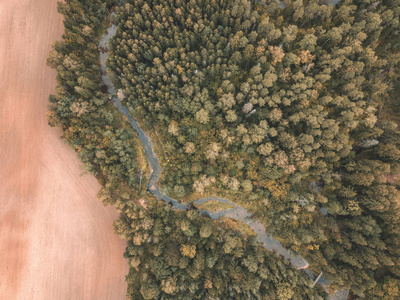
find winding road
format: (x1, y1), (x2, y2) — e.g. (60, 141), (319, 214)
(99, 9), (349, 300)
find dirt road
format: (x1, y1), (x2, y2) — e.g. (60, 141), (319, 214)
(0, 1), (128, 299)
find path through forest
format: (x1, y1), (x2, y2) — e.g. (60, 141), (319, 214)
(100, 11), (348, 300)
(0, 1), (128, 299)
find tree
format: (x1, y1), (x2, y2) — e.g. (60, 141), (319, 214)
(181, 244), (196, 258)
(242, 102), (253, 114)
(225, 110), (238, 122)
(161, 277), (177, 294)
(168, 121), (179, 136)
(184, 142), (195, 154)
(200, 223), (213, 238)
(140, 282), (161, 299)
(276, 283), (294, 299)
(195, 108), (209, 124)
(241, 179), (253, 192)
(257, 143), (274, 156)
(174, 185), (186, 197)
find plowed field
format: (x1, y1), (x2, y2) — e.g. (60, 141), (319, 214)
(0, 1), (128, 299)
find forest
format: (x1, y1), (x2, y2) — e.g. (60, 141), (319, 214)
(48, 0), (400, 298)
(116, 200), (326, 299)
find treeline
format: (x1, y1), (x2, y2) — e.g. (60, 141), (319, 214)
(107, 0), (400, 297)
(115, 199), (326, 299)
(47, 0), (144, 200)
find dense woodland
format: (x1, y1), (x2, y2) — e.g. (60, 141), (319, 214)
(48, 0), (400, 298)
(106, 0), (400, 297)
(116, 200), (326, 299)
(47, 0), (330, 299)
(47, 0), (143, 191)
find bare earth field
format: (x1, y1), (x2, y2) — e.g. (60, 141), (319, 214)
(0, 1), (128, 299)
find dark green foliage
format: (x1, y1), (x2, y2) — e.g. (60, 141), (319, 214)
(109, 0), (384, 197)
(107, 0), (400, 297)
(114, 201), (326, 299)
(48, 0), (400, 298)
(47, 0), (142, 188)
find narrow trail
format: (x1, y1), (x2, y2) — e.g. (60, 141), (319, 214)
(99, 10), (349, 300)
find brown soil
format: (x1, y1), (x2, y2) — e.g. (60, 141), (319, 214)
(0, 1), (128, 299)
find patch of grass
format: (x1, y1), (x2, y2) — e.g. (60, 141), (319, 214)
(220, 217), (257, 238)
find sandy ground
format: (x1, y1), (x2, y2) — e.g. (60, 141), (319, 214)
(0, 0), (128, 299)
